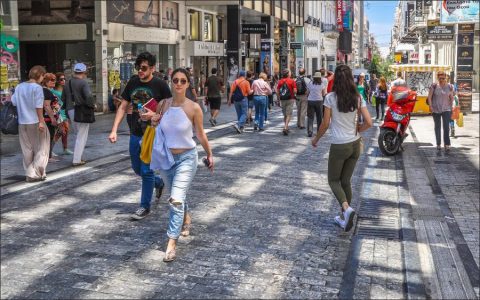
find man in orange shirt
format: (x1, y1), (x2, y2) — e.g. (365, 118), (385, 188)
(228, 70), (252, 133)
(276, 69), (297, 135)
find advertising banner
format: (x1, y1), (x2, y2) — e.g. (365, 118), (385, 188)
(456, 24), (474, 112)
(457, 71), (473, 112)
(162, 1), (179, 29)
(134, 0), (159, 27)
(440, 0), (480, 24)
(407, 3), (414, 28)
(260, 40), (273, 76)
(342, 0), (353, 32)
(336, 0), (344, 32)
(427, 20), (454, 40)
(107, 0), (134, 25)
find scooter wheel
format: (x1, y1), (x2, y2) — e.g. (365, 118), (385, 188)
(378, 128), (401, 156)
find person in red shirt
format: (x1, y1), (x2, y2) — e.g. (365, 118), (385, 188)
(276, 69), (297, 135)
(326, 71), (334, 93)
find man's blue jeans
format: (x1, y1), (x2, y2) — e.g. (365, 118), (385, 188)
(129, 134), (163, 209)
(234, 98), (248, 128)
(254, 95), (267, 129)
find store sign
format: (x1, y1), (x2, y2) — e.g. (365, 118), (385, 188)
(406, 3), (414, 28)
(424, 0), (433, 6)
(427, 20), (454, 40)
(19, 24), (87, 41)
(290, 42), (303, 50)
(241, 24), (267, 34)
(410, 52), (419, 61)
(440, 0), (480, 24)
(304, 40), (318, 48)
(456, 23), (474, 112)
(336, 0), (343, 32)
(415, 0), (424, 17)
(249, 49), (260, 58)
(457, 71), (473, 112)
(123, 26), (176, 44)
(191, 41), (224, 56)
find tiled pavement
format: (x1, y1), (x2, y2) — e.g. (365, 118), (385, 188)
(1, 103), (478, 299)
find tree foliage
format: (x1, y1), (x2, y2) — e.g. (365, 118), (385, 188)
(368, 54), (394, 80)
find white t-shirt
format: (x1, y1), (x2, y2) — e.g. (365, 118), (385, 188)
(11, 82), (44, 125)
(324, 92), (366, 145)
(307, 78), (328, 101)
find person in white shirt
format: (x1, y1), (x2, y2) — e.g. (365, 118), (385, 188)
(306, 70), (328, 137)
(11, 65), (50, 182)
(251, 72), (273, 131)
(311, 65), (372, 232)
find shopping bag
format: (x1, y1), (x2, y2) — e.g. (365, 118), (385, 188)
(371, 95), (376, 106)
(451, 106), (460, 120)
(456, 112), (464, 127)
(139, 125), (155, 164)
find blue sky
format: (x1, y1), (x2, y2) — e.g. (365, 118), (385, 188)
(365, 1), (398, 57)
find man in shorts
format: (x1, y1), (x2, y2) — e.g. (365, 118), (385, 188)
(204, 68), (225, 126)
(276, 69), (297, 135)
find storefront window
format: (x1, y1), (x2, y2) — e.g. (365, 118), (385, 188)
(204, 14), (213, 42)
(189, 11), (200, 41)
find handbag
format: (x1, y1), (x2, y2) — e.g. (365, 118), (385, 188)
(139, 125), (156, 164)
(70, 80), (95, 123)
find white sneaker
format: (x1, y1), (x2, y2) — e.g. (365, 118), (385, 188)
(343, 207), (356, 232)
(52, 152), (59, 157)
(334, 216), (346, 229)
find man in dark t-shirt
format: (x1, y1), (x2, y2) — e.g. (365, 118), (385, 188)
(108, 52), (171, 221)
(204, 67), (225, 126)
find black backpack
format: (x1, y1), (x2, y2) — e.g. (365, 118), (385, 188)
(232, 80), (246, 102)
(0, 101), (19, 135)
(295, 77), (307, 95)
(279, 82), (292, 100)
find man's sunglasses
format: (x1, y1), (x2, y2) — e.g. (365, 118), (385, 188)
(135, 65), (151, 72)
(172, 78), (188, 85)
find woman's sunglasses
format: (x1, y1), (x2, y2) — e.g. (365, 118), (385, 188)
(172, 78), (188, 85)
(135, 65), (150, 72)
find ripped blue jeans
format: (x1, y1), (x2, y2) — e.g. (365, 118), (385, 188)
(158, 148), (198, 239)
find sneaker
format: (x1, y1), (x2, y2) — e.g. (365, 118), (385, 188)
(131, 207), (150, 220)
(254, 124), (258, 131)
(52, 152), (59, 157)
(343, 207), (356, 232)
(233, 124), (241, 133)
(209, 118), (215, 127)
(49, 157), (60, 163)
(258, 128), (265, 132)
(334, 216), (346, 229)
(63, 149), (74, 155)
(72, 160), (86, 166)
(308, 132), (313, 137)
(239, 126), (244, 133)
(155, 185), (164, 200)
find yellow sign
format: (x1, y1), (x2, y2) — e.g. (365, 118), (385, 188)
(394, 53), (402, 63)
(108, 70), (121, 89)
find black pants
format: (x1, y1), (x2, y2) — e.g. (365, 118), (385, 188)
(375, 97), (386, 119)
(433, 111), (451, 146)
(307, 101), (323, 134)
(46, 122), (56, 158)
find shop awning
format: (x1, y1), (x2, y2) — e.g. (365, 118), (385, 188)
(388, 64), (452, 72)
(395, 43), (416, 52)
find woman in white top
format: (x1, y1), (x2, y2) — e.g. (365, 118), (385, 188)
(142, 68), (213, 262)
(306, 71), (327, 137)
(11, 65), (50, 182)
(311, 65), (372, 232)
(251, 72), (272, 131)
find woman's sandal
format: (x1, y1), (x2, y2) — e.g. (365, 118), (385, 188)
(163, 249), (176, 262)
(181, 223), (191, 237)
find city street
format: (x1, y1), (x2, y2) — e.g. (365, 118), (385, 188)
(1, 105), (478, 299)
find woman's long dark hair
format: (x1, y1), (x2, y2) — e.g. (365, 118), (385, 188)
(332, 65), (359, 113)
(313, 77), (322, 85)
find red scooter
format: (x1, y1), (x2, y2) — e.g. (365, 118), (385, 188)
(378, 88), (417, 156)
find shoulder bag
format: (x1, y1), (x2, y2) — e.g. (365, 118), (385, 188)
(71, 80), (95, 123)
(356, 97), (365, 154)
(150, 99), (175, 171)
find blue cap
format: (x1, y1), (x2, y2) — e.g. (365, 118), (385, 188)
(239, 70), (246, 77)
(73, 63), (87, 73)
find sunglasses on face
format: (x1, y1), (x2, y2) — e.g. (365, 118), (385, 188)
(135, 65), (150, 72)
(59, 78), (65, 81)
(172, 78), (188, 85)
(439, 77), (446, 80)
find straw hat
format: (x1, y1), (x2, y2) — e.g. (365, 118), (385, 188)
(313, 72), (322, 78)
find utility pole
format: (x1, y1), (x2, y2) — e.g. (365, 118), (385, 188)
(359, 0), (364, 69)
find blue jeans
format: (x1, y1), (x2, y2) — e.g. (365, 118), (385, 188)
(158, 148), (198, 239)
(432, 111), (451, 146)
(234, 98), (248, 128)
(129, 135), (164, 209)
(254, 95), (267, 129)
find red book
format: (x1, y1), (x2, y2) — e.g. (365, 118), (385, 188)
(143, 98), (158, 112)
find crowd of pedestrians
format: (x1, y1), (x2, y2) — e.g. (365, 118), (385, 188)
(10, 49), (464, 263)
(11, 63), (94, 181)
